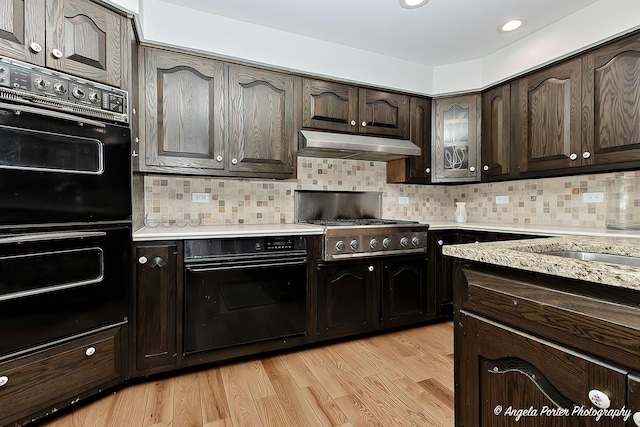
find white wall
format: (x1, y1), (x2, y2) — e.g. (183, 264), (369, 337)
(109, 0), (640, 96)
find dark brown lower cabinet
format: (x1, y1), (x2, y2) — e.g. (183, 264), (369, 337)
(457, 313), (628, 426)
(134, 242), (179, 375)
(316, 255), (429, 341)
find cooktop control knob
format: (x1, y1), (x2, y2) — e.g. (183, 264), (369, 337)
(370, 238), (379, 249)
(350, 240), (359, 250)
(382, 238), (391, 248)
(53, 82), (67, 94)
(335, 241), (346, 252)
(88, 91), (101, 103)
(34, 78), (49, 90)
(412, 236), (420, 246)
(72, 87), (85, 99)
(400, 237), (409, 247)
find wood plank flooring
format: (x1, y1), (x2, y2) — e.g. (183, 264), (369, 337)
(41, 322), (454, 427)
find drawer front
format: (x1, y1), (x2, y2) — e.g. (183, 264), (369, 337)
(0, 325), (123, 426)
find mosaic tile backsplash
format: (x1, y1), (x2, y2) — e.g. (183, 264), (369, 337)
(143, 157), (640, 228)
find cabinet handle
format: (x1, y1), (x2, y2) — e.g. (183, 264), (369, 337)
(633, 412), (640, 426)
(425, 168), (431, 174)
(469, 166), (476, 172)
(216, 155), (223, 162)
(588, 389), (610, 409)
(29, 42), (42, 53)
(138, 256), (148, 264)
(437, 240), (444, 246)
(569, 153), (578, 161)
(0, 376), (7, 387)
(361, 121), (367, 127)
(368, 265), (374, 272)
(85, 347), (96, 357)
(231, 158), (238, 165)
(50, 48), (63, 59)
(582, 151), (591, 159)
(350, 120), (356, 126)
(483, 165), (489, 171)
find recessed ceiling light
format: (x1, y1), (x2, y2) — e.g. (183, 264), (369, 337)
(399, 0), (429, 9)
(498, 18), (527, 33)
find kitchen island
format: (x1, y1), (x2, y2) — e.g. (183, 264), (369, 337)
(444, 235), (640, 426)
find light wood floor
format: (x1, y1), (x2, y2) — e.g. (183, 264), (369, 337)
(42, 322), (454, 427)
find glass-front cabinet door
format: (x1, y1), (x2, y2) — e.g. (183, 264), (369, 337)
(432, 94), (481, 182)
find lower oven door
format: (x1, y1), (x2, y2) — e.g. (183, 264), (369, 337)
(0, 225), (131, 357)
(184, 256), (307, 354)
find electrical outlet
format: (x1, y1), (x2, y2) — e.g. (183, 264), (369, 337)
(496, 195), (509, 204)
(583, 192), (604, 203)
(399, 197), (409, 205)
(191, 192), (210, 203)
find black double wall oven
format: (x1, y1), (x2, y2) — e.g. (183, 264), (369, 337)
(0, 57), (131, 358)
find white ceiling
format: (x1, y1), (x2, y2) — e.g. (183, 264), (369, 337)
(159, 0), (599, 66)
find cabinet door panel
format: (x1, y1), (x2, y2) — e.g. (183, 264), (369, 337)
(46, 0), (123, 86)
(135, 244), (178, 374)
(302, 79), (358, 133)
(142, 48), (225, 171)
(359, 89), (408, 137)
(0, 0), (45, 65)
(228, 66), (295, 174)
(584, 35), (640, 166)
(382, 257), (428, 327)
(482, 84), (511, 180)
(517, 59), (582, 173)
(458, 313), (628, 427)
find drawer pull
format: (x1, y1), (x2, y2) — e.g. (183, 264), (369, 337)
(85, 347), (96, 357)
(588, 389), (610, 409)
(0, 376), (7, 387)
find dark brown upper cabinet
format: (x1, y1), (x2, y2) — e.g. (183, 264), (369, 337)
(140, 47), (226, 173)
(481, 84), (513, 180)
(582, 34), (640, 168)
(302, 79), (409, 138)
(515, 58), (583, 174)
(228, 65), (298, 175)
(387, 96), (432, 183)
(0, 0), (126, 87)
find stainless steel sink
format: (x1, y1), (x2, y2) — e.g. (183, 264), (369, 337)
(541, 251), (640, 267)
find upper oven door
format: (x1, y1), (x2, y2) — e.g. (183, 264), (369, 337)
(0, 102), (131, 226)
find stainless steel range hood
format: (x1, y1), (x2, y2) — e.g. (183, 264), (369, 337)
(298, 130), (421, 161)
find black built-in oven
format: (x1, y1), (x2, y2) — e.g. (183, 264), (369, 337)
(183, 236), (307, 355)
(0, 56), (131, 357)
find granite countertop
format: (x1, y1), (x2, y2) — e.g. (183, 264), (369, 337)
(443, 235), (640, 291)
(133, 223), (325, 241)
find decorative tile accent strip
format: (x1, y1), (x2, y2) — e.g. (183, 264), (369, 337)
(143, 157), (640, 228)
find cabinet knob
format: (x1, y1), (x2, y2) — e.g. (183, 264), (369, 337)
(138, 256), (148, 264)
(569, 153), (578, 161)
(350, 120), (356, 126)
(361, 121), (367, 127)
(469, 166), (476, 172)
(0, 376), (7, 387)
(437, 239), (444, 246)
(51, 48), (63, 59)
(588, 389), (610, 409)
(85, 347), (96, 357)
(29, 42), (42, 53)
(216, 155), (223, 162)
(483, 165), (489, 171)
(633, 412), (640, 426)
(231, 158), (238, 165)
(368, 265), (374, 272)
(425, 168), (431, 173)
(582, 151), (591, 159)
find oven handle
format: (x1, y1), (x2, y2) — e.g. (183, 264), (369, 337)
(0, 231), (107, 245)
(186, 258), (307, 273)
(0, 101), (107, 128)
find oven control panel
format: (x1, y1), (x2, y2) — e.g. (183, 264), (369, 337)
(0, 56), (128, 123)
(185, 236), (307, 260)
